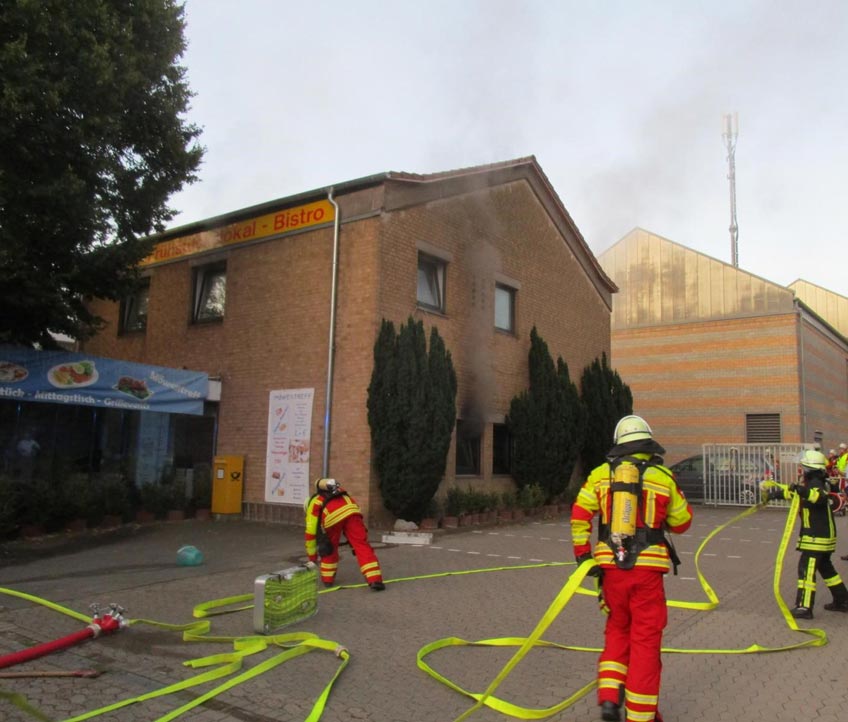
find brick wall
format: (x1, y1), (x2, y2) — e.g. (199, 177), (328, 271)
(612, 313), (803, 464)
(85, 177), (612, 527)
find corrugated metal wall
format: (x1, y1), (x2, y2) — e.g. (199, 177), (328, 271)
(790, 279), (848, 339)
(602, 229), (796, 330)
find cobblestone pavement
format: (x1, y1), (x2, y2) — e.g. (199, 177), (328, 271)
(2, 506), (848, 722)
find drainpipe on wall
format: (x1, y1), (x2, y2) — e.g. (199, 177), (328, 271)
(322, 189), (341, 478)
(797, 303), (807, 442)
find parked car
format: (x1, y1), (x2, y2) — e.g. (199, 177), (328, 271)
(668, 455), (706, 502)
(669, 450), (780, 504)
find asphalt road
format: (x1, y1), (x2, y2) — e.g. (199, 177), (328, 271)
(1, 506), (848, 722)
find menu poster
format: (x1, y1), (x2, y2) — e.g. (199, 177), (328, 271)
(265, 388), (314, 506)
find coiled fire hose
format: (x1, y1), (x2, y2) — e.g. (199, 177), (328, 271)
(0, 495), (825, 722)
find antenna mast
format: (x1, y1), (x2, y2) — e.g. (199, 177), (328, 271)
(722, 113), (739, 267)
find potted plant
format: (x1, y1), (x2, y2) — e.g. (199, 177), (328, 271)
(190, 467), (212, 520)
(442, 487), (464, 528)
(138, 482), (170, 521)
(499, 490), (517, 522)
(0, 475), (22, 540)
(18, 477), (61, 537)
(165, 478), (187, 521)
(61, 473), (92, 532)
(419, 497), (441, 530)
(95, 474), (130, 528)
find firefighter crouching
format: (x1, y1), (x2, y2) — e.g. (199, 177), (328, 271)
(304, 478), (385, 591)
(571, 415), (693, 722)
(762, 449), (848, 617)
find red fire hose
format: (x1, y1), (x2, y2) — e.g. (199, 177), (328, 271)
(0, 603), (126, 670)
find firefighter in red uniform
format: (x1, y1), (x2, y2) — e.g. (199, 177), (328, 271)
(571, 415), (692, 722)
(763, 449), (848, 615)
(304, 478), (385, 591)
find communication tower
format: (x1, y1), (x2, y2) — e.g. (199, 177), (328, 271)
(722, 113), (739, 267)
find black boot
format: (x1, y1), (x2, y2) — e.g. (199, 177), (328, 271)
(791, 606), (813, 619)
(600, 700), (621, 721)
(823, 599), (848, 612)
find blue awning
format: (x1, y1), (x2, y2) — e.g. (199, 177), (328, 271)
(0, 345), (208, 415)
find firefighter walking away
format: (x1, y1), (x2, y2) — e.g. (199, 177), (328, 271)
(304, 478), (385, 591)
(571, 415), (693, 722)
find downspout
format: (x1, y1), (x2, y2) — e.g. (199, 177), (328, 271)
(322, 189), (341, 477)
(797, 303), (807, 442)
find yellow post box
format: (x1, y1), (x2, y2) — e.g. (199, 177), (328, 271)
(212, 455), (244, 514)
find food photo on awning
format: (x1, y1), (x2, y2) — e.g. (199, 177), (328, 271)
(0, 345), (208, 415)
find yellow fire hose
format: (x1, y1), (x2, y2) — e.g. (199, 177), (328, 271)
(0, 495), (827, 722)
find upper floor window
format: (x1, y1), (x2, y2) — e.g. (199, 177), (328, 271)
(417, 253), (446, 313)
(119, 279), (150, 334)
(494, 283), (515, 333)
(193, 261), (227, 322)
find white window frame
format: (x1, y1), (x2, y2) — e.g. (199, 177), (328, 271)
(494, 283), (516, 333)
(193, 261), (227, 322)
(417, 253), (446, 313)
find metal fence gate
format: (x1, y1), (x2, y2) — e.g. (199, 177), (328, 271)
(701, 443), (812, 506)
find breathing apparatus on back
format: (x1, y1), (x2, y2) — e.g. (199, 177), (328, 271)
(609, 460), (641, 564)
(603, 415), (680, 572)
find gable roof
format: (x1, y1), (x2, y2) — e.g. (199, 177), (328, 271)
(789, 278), (848, 338)
(153, 156), (617, 302)
(599, 228), (795, 329)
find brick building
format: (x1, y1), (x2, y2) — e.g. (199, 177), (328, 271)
(599, 228), (848, 465)
(82, 157), (615, 526)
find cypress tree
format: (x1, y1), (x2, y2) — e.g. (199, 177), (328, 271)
(367, 317), (456, 521)
(579, 353), (633, 470)
(507, 327), (584, 502)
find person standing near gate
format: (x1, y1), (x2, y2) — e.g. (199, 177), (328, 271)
(304, 478), (385, 591)
(763, 449), (848, 616)
(571, 415), (693, 722)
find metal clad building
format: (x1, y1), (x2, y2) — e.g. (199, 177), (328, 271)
(599, 228), (848, 465)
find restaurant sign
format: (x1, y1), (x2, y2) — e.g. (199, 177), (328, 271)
(141, 199), (335, 266)
(0, 345), (208, 415)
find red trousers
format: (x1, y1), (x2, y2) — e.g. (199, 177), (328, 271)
(597, 567), (667, 722)
(320, 514), (383, 585)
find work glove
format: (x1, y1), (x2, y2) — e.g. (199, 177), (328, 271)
(304, 560), (317, 571)
(576, 552), (602, 578)
(760, 481), (786, 502)
(318, 538), (334, 558)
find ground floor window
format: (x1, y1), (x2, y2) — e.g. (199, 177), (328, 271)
(455, 419), (481, 476)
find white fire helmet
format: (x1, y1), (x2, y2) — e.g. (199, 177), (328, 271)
(613, 415), (653, 445)
(799, 449), (828, 471)
(316, 478), (341, 494)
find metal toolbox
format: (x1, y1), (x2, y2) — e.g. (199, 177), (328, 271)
(253, 564), (319, 634)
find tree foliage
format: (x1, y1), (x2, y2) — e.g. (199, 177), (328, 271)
(0, 0), (203, 347)
(367, 317), (457, 521)
(579, 352), (633, 470)
(507, 327), (584, 502)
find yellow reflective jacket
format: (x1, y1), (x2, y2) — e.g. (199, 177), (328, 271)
(571, 453), (693, 573)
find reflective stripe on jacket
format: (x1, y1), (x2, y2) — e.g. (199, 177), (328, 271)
(304, 492), (363, 558)
(571, 453), (693, 573)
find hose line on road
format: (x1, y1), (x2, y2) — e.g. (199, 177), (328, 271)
(0, 498), (825, 722)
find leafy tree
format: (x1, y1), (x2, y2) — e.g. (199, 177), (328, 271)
(579, 353), (633, 470)
(507, 327), (584, 502)
(367, 317), (457, 521)
(0, 0), (203, 347)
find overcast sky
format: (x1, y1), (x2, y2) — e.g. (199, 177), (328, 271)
(168, 0), (848, 296)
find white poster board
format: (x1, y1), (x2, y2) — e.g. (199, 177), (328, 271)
(265, 388), (314, 506)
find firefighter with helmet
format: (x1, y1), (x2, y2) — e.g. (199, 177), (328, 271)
(304, 478), (385, 591)
(571, 415), (692, 722)
(763, 449), (848, 616)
